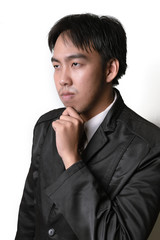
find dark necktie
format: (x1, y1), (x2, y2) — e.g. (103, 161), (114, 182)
(78, 131), (87, 155)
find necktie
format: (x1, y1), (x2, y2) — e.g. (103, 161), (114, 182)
(78, 131), (87, 155)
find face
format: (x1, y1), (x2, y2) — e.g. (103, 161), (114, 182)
(52, 34), (112, 120)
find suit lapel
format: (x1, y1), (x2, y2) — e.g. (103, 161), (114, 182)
(81, 89), (127, 190)
(82, 126), (109, 163)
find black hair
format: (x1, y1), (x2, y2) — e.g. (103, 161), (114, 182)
(48, 13), (127, 85)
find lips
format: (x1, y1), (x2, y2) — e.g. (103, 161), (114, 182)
(60, 92), (75, 101)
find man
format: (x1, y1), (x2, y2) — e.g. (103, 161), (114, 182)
(15, 14), (160, 240)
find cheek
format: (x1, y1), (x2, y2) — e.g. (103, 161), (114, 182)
(76, 71), (103, 94)
(54, 74), (60, 91)
(72, 69), (93, 87)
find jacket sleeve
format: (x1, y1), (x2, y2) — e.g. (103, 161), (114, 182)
(45, 144), (160, 240)
(15, 122), (48, 240)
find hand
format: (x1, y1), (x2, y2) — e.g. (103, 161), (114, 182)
(52, 107), (85, 169)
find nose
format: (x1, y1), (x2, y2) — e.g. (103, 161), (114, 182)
(59, 68), (72, 86)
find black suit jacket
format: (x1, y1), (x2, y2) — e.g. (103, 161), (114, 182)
(15, 90), (160, 240)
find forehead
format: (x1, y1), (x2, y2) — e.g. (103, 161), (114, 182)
(53, 33), (100, 61)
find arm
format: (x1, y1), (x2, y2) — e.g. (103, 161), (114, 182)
(15, 163), (36, 240)
(15, 121), (48, 240)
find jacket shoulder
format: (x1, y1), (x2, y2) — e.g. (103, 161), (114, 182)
(120, 106), (160, 145)
(36, 108), (65, 125)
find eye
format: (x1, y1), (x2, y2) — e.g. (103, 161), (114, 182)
(72, 62), (80, 67)
(53, 64), (60, 69)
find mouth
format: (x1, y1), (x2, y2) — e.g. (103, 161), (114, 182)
(60, 92), (75, 101)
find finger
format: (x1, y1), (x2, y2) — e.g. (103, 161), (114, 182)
(52, 119), (72, 131)
(60, 115), (82, 126)
(52, 120), (59, 131)
(62, 107), (84, 123)
(62, 107), (79, 117)
(52, 120), (65, 131)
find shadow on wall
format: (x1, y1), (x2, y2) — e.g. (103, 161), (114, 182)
(145, 66), (160, 239)
(143, 66), (160, 128)
(148, 214), (160, 240)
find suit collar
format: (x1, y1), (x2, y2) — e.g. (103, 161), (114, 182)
(82, 89), (125, 162)
(101, 88), (125, 132)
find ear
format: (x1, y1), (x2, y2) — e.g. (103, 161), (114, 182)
(106, 59), (119, 83)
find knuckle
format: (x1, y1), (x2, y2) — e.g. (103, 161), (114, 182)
(52, 121), (56, 126)
(74, 119), (79, 126)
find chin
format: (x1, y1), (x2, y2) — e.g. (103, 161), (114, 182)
(63, 103), (83, 114)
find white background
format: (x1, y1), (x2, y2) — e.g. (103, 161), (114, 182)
(0, 0), (160, 239)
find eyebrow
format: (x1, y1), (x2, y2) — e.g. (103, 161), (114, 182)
(51, 53), (88, 63)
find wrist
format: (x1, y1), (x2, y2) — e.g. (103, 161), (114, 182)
(62, 152), (81, 169)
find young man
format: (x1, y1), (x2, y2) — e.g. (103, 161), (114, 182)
(15, 14), (160, 240)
